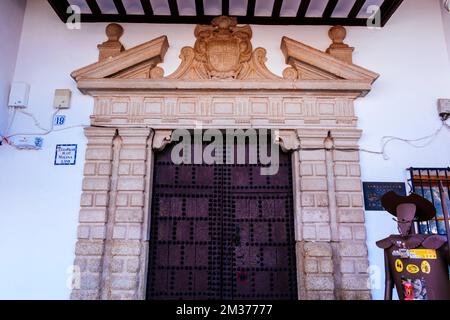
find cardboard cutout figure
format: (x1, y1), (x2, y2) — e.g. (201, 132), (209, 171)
(376, 192), (450, 300)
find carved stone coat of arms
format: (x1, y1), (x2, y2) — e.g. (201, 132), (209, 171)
(194, 16), (253, 79)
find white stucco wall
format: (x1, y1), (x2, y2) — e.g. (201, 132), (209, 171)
(0, 0), (449, 299)
(0, 0), (26, 142)
(441, 0), (450, 63)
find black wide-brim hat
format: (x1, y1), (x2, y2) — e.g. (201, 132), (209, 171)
(380, 192), (436, 221)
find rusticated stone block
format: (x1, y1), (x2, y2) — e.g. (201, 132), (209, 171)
(335, 179), (361, 192)
(302, 209), (330, 223)
(315, 193), (329, 207)
(338, 209), (365, 223)
(95, 194), (109, 206)
(301, 194), (315, 207)
(91, 226), (106, 239)
(336, 194), (350, 207)
(341, 290), (371, 300)
(303, 225), (317, 240)
(117, 177), (145, 191)
(83, 178), (110, 191)
(98, 163), (112, 175)
(314, 164), (327, 176)
(317, 225), (331, 241)
(111, 240), (141, 255)
(306, 275), (334, 291)
(341, 275), (370, 291)
(83, 163), (96, 176)
(80, 274), (101, 290)
(111, 275), (137, 290)
(301, 178), (328, 191)
(351, 194), (364, 207)
(319, 259), (334, 273)
(300, 163), (313, 176)
(75, 240), (104, 256)
(86, 148), (112, 161)
(113, 226), (127, 239)
(77, 225), (90, 239)
(111, 257), (124, 273)
(304, 258), (318, 273)
(127, 257), (140, 273)
(87, 258), (102, 273)
(130, 193), (144, 207)
(353, 226), (367, 240)
(119, 163), (130, 175)
(120, 149), (146, 161)
(79, 209), (106, 223)
(333, 164), (347, 176)
(115, 209), (143, 223)
(340, 259), (355, 273)
(348, 164), (361, 177)
(333, 150), (359, 162)
(339, 225), (353, 240)
(127, 224), (142, 240)
(132, 163), (146, 175)
(304, 242), (332, 257)
(340, 242), (368, 257)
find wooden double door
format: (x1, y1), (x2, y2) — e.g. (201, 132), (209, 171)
(146, 138), (298, 300)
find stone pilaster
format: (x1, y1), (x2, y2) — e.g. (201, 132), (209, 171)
(105, 128), (153, 300)
(332, 130), (371, 300)
(71, 127), (117, 300)
(296, 129), (335, 300)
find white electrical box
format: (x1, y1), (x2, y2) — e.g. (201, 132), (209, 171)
(53, 89), (72, 109)
(8, 82), (30, 108)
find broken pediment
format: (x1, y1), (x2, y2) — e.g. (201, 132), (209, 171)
(71, 18), (378, 97)
(71, 23), (169, 82)
(281, 26), (379, 82)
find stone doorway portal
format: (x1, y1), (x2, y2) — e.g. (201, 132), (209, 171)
(146, 136), (298, 299)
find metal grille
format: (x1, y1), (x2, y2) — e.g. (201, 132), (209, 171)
(408, 167), (450, 235)
(146, 136), (298, 300)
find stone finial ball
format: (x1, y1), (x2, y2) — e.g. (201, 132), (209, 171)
(106, 23), (124, 41)
(328, 25), (346, 44)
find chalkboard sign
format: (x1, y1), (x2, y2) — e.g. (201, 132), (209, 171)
(363, 182), (407, 211)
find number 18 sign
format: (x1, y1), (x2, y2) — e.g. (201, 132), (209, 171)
(54, 144), (77, 166)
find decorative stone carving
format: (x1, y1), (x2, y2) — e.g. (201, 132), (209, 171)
(326, 26), (355, 64)
(98, 23), (125, 62)
(168, 16), (280, 80)
(274, 129), (301, 152)
(70, 17), (380, 301)
(281, 32), (378, 86)
(72, 33), (169, 83)
(152, 129), (173, 151)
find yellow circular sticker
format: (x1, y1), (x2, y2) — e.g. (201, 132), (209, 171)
(421, 261), (431, 274)
(395, 259), (404, 272)
(406, 264), (419, 274)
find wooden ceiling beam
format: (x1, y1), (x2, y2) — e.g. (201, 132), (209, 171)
(168, 0), (179, 17)
(86, 0), (102, 15)
(323, 0), (339, 18)
(296, 0), (311, 18)
(247, 0), (256, 17)
(195, 0), (205, 16)
(380, 0), (404, 26)
(47, 0), (71, 22)
(348, 0), (366, 18)
(272, 0), (284, 18)
(222, 0), (229, 16)
(140, 0), (154, 16)
(113, 0), (127, 16)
